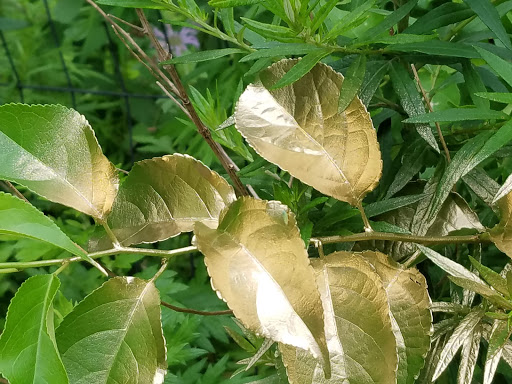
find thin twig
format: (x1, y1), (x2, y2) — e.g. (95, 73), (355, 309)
(312, 232), (490, 245)
(1, 181), (29, 203)
(156, 81), (191, 119)
(161, 300), (233, 316)
(411, 64), (451, 162)
(108, 13), (144, 32)
(135, 9), (250, 197)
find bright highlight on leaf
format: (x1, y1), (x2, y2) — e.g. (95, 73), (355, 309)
(490, 189), (512, 259)
(56, 276), (167, 384)
(0, 274), (68, 384)
(280, 251), (398, 384)
(234, 59), (382, 206)
(0, 104), (118, 219)
(107, 154), (236, 246)
(194, 197), (331, 375)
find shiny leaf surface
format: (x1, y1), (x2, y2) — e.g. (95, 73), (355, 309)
(361, 251), (432, 384)
(0, 104), (118, 219)
(433, 310), (484, 380)
(490, 190), (512, 258)
(56, 277), (166, 384)
(448, 276), (512, 310)
(457, 323), (481, 384)
(280, 251), (398, 384)
(234, 59), (382, 206)
(194, 197), (330, 373)
(0, 192), (85, 257)
(107, 154), (235, 246)
(0, 275), (68, 384)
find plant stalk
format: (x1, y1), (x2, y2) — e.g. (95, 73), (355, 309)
(312, 232), (490, 245)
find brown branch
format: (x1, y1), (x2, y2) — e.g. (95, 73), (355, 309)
(161, 300), (233, 316)
(1, 181), (29, 203)
(135, 9), (250, 197)
(411, 64), (451, 162)
(0, 377), (9, 383)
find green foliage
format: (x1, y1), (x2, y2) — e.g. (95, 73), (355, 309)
(2, 0), (512, 383)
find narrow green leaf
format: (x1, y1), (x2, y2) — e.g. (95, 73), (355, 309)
(56, 277), (166, 383)
(161, 48), (246, 64)
(361, 0), (419, 39)
(403, 108), (508, 123)
(95, 0), (165, 8)
(476, 92), (512, 104)
(310, 0), (338, 32)
(240, 17), (297, 40)
(507, 271), (512, 297)
(449, 276), (512, 310)
(385, 140), (429, 198)
(0, 275), (68, 384)
(0, 192), (85, 258)
(359, 60), (389, 106)
(418, 245), (485, 284)
(365, 193), (425, 218)
(269, 50), (331, 89)
(494, 173), (512, 204)
(324, 0), (376, 40)
(365, 34), (436, 45)
(338, 55), (366, 113)
(483, 320), (509, 384)
(462, 61), (490, 110)
(464, 0), (512, 51)
(0, 104), (118, 220)
(389, 62), (440, 152)
(458, 323), (481, 384)
(239, 44), (325, 62)
(476, 46), (512, 88)
(426, 120), (512, 225)
(469, 256), (509, 296)
(462, 168), (500, 209)
(209, 0), (263, 7)
(404, 3), (473, 35)
(433, 310), (484, 380)
(389, 41), (478, 58)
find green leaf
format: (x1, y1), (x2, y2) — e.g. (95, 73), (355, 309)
(365, 193), (425, 218)
(426, 120), (512, 225)
(310, 0), (339, 32)
(324, 0), (376, 40)
(403, 108), (508, 123)
(338, 55), (366, 113)
(359, 60), (389, 106)
(458, 323), (482, 384)
(194, 197), (331, 375)
(483, 320), (508, 384)
(476, 92), (512, 104)
(269, 50), (332, 89)
(95, 0), (165, 8)
(364, 34), (436, 45)
(475, 46), (512, 88)
(462, 168), (500, 208)
(161, 48), (246, 64)
(449, 276), (512, 310)
(404, 3), (473, 35)
(360, 0), (419, 39)
(418, 245), (485, 284)
(280, 252), (398, 384)
(433, 310), (484, 380)
(463, 0), (512, 51)
(389, 41), (478, 58)
(0, 275), (68, 384)
(209, 0), (263, 7)
(0, 192), (84, 257)
(389, 62), (439, 152)
(469, 256), (509, 296)
(56, 276), (166, 383)
(107, 154), (235, 247)
(240, 17), (298, 41)
(493, 173), (512, 204)
(0, 104), (118, 220)
(361, 252), (432, 384)
(462, 61), (490, 110)
(239, 43), (325, 62)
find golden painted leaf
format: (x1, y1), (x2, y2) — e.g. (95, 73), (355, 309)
(0, 104), (118, 219)
(280, 251), (397, 384)
(361, 251), (432, 384)
(108, 154), (235, 246)
(234, 59), (382, 206)
(194, 197), (330, 375)
(490, 191), (512, 258)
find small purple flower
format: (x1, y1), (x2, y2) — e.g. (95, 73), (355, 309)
(153, 24), (200, 56)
